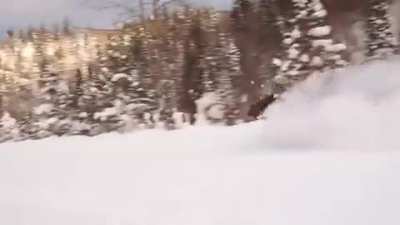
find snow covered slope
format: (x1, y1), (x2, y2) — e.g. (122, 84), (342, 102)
(2, 59), (400, 225)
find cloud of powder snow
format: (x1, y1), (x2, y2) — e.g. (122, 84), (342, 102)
(258, 57), (400, 150)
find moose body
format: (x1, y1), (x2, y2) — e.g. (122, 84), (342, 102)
(248, 94), (278, 120)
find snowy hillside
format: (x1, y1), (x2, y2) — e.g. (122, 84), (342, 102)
(2, 59), (400, 225)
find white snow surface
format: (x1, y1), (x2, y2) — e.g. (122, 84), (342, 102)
(2, 59), (400, 224)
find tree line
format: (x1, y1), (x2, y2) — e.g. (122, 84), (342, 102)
(0, 0), (398, 143)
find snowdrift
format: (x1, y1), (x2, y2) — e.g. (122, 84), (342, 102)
(1, 59), (400, 225)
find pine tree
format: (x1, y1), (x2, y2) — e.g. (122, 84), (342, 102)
(271, 0), (348, 92)
(232, 0), (254, 31)
(179, 9), (206, 125)
(365, 0), (397, 59)
(104, 26), (158, 129)
(130, 26), (158, 126)
(233, 0), (269, 122)
(154, 15), (193, 129)
(198, 31), (230, 124)
(93, 32), (136, 132)
(306, 0), (348, 71)
(84, 72), (119, 135)
(120, 68), (156, 129)
(204, 32), (242, 125)
(272, 0), (312, 88)
(224, 37), (243, 125)
(70, 69), (83, 109)
(33, 72), (71, 138)
(31, 29), (47, 79)
(258, 0), (282, 37)
(27, 31), (54, 139)
(198, 9), (220, 94)
(75, 77), (100, 135)
(68, 69), (92, 136)
(17, 113), (34, 141)
(100, 33), (135, 74)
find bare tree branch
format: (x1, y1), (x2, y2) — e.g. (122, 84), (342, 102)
(83, 0), (188, 23)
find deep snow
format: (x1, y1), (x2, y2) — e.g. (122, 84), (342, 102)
(2, 58), (400, 225)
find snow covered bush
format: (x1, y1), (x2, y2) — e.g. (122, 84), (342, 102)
(0, 112), (20, 142)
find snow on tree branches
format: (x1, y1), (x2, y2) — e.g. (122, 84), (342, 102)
(271, 0), (348, 91)
(366, 0), (398, 59)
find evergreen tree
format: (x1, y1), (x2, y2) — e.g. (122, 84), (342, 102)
(82, 72), (118, 135)
(258, 0), (282, 40)
(365, 0), (397, 59)
(17, 113), (35, 141)
(224, 37), (243, 125)
(75, 77), (100, 135)
(179, 9), (206, 125)
(306, 0), (348, 71)
(232, 0), (254, 31)
(99, 26), (158, 130)
(202, 32), (242, 125)
(272, 0), (311, 89)
(93, 32), (136, 133)
(198, 9), (221, 95)
(232, 0), (266, 122)
(271, 0), (348, 92)
(33, 72), (71, 138)
(68, 69), (92, 136)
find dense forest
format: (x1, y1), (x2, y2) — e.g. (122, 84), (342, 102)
(0, 0), (398, 142)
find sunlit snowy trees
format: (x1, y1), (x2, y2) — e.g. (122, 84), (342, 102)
(31, 72), (72, 138)
(2, 0), (400, 143)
